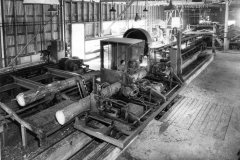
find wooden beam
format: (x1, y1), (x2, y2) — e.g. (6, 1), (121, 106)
(63, 0), (66, 49)
(1, 0), (7, 66)
(99, 2), (103, 36)
(23, 5), (28, 55)
(57, 5), (60, 41)
(70, 0), (73, 50)
(50, 11), (54, 40)
(0, 0), (4, 67)
(126, 2), (129, 30)
(92, 2), (95, 21)
(21, 125), (27, 147)
(60, 0), (64, 46)
(13, 0), (18, 65)
(88, 2), (90, 21)
(82, 0), (84, 22)
(33, 4), (37, 51)
(42, 5), (46, 49)
(76, 2), (80, 22)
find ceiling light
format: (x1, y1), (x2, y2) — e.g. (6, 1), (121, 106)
(110, 0), (116, 12)
(135, 0), (141, 21)
(47, 5), (57, 12)
(164, 0), (175, 11)
(135, 13), (141, 21)
(143, 0), (148, 12)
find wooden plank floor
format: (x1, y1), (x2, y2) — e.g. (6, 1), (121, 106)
(160, 97), (233, 140)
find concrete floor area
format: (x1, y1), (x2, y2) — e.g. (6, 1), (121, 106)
(116, 50), (240, 160)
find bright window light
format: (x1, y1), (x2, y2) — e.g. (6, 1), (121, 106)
(228, 20), (236, 26)
(172, 17), (181, 28)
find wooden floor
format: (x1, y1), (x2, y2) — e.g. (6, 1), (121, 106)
(160, 96), (233, 140)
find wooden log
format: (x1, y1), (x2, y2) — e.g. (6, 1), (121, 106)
(16, 77), (80, 106)
(56, 95), (91, 125)
(16, 71), (100, 107)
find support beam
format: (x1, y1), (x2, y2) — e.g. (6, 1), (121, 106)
(60, 0), (65, 50)
(224, 0), (229, 51)
(126, 2), (129, 30)
(13, 76), (44, 90)
(21, 125), (27, 147)
(99, 2), (103, 37)
(46, 67), (100, 80)
(0, 0), (4, 67)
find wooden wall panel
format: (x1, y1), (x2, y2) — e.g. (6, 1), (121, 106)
(0, 0), (165, 66)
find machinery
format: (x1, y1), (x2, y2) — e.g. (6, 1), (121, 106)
(124, 28), (213, 81)
(0, 27), (214, 159)
(72, 28), (214, 148)
(73, 37), (184, 148)
(58, 57), (89, 74)
(0, 59), (99, 147)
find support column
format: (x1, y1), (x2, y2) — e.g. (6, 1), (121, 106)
(224, 0), (229, 51)
(21, 125), (27, 147)
(99, 2), (103, 37)
(212, 26), (216, 54)
(60, 0), (65, 51)
(126, 2), (129, 30)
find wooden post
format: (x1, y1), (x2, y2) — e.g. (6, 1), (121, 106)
(60, 0), (65, 51)
(0, 0), (4, 67)
(126, 2), (129, 30)
(13, 0), (18, 65)
(82, 0), (84, 22)
(21, 125), (27, 147)
(50, 9), (54, 40)
(24, 5), (28, 55)
(176, 31), (182, 78)
(99, 2), (103, 37)
(212, 26), (216, 54)
(33, 4), (37, 51)
(224, 0), (229, 51)
(0, 119), (4, 149)
(70, 0), (73, 54)
(42, 5), (46, 49)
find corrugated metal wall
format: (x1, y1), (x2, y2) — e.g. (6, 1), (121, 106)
(0, 0), (165, 67)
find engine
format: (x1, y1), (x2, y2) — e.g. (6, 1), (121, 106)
(59, 57), (89, 74)
(151, 61), (171, 78)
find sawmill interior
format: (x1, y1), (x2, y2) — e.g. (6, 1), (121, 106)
(0, 0), (240, 159)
